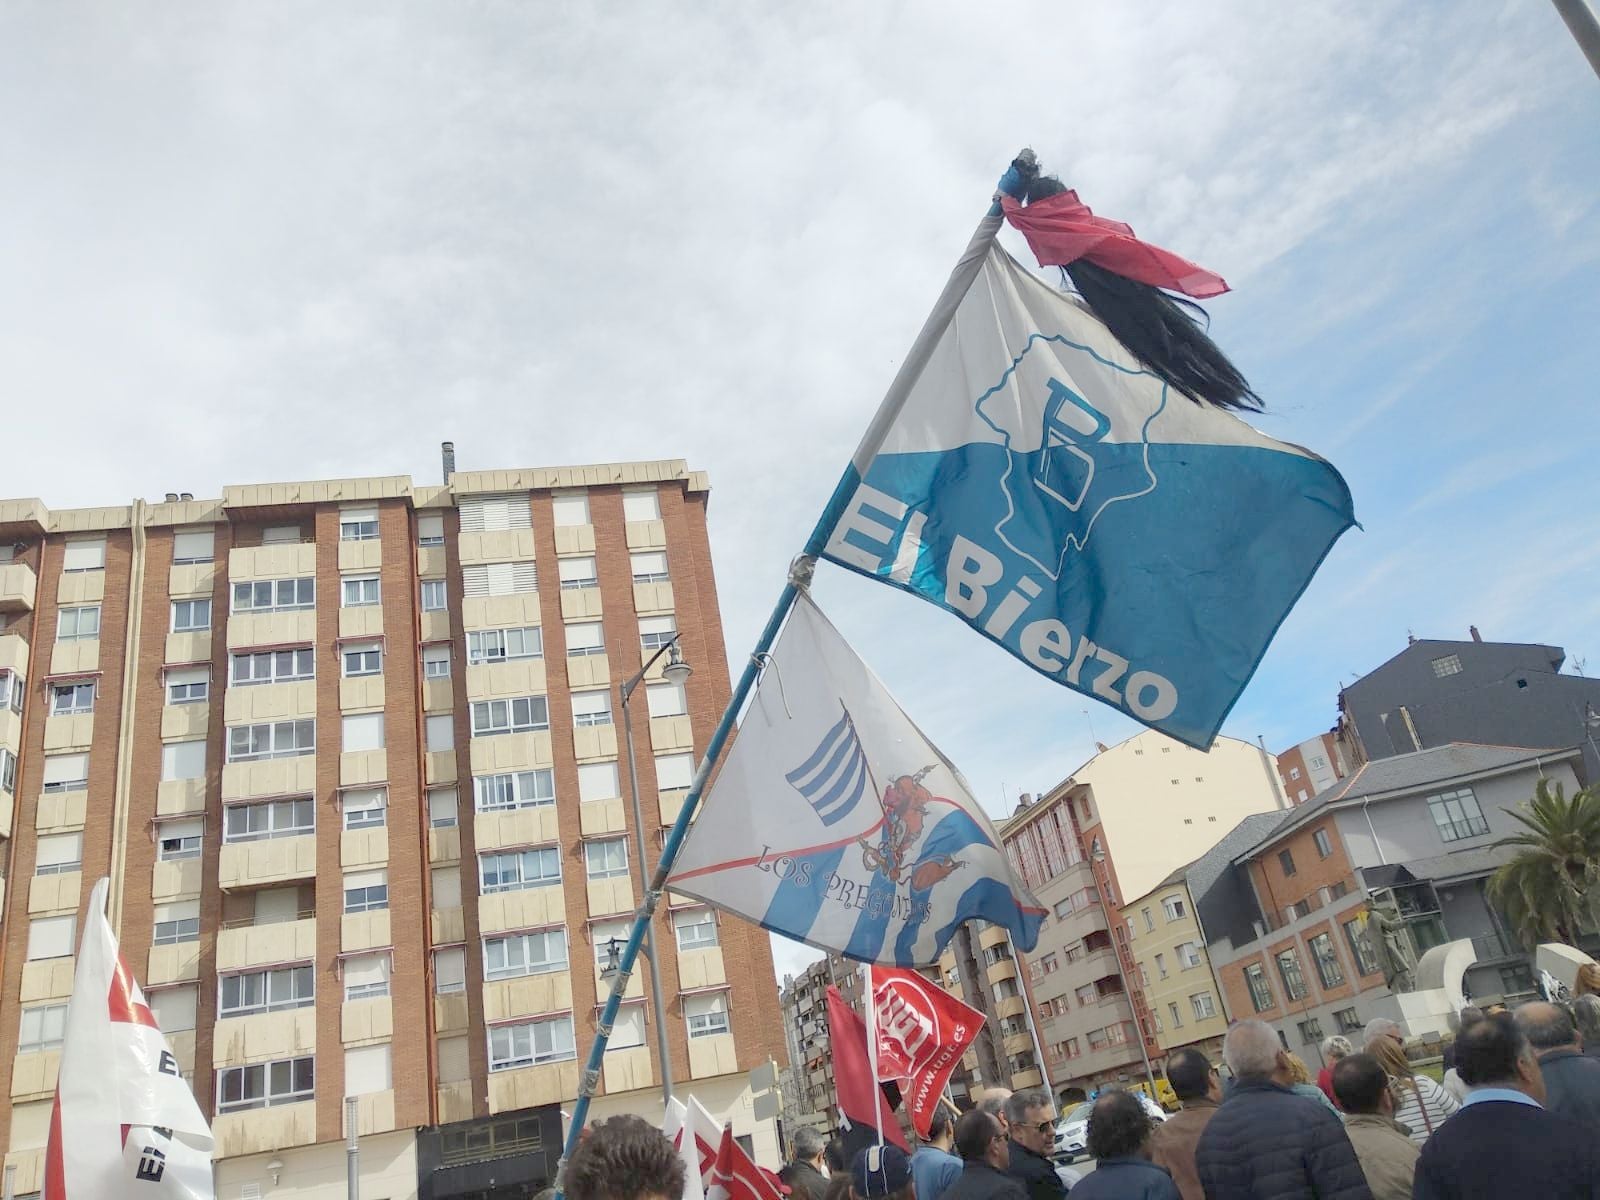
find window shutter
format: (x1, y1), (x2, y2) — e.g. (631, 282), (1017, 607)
(345, 869), (386, 893)
(622, 489), (660, 522)
(639, 615), (676, 638)
(565, 622), (603, 653)
(437, 1036), (469, 1084)
(62, 538), (106, 571)
(155, 900), (200, 925)
(150, 985), (198, 1033)
(344, 953), (390, 992)
(460, 494), (531, 532)
(166, 666), (207, 691)
(161, 817), (203, 844)
(646, 682), (686, 718)
(417, 513), (445, 543)
(343, 788), (385, 817)
(557, 557), (596, 585)
(422, 645), (451, 669)
(262, 525), (300, 544)
(551, 493), (589, 526)
(608, 1005), (646, 1050)
(26, 916), (74, 961)
(426, 715), (454, 752)
(591, 919), (631, 963)
(461, 566), (489, 596)
(571, 691), (610, 720)
(578, 762), (619, 803)
(172, 529), (214, 562)
(344, 1044), (392, 1096)
(511, 561), (537, 593)
(42, 753), (89, 786)
(431, 867), (462, 909)
(161, 740), (206, 781)
(655, 753), (694, 790)
(342, 714), (385, 752)
(35, 833), (82, 870)
(428, 788), (458, 826)
(434, 947), (466, 993)
(341, 506), (378, 525)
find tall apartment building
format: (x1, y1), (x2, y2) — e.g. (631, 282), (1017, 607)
(1276, 733), (1346, 806)
(780, 955), (863, 1129)
(0, 459), (784, 1200)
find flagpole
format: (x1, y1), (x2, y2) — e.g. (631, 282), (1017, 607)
(863, 964), (887, 1143)
(553, 163), (1020, 1198)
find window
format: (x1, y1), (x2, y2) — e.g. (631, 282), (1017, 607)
(343, 870), (388, 913)
(434, 947), (466, 996)
(221, 965), (314, 1016)
(1278, 849), (1296, 877)
(1075, 982), (1097, 1007)
(417, 513), (445, 547)
(58, 605), (102, 640)
(566, 621), (605, 657)
(341, 641), (382, 678)
(342, 713), (385, 753)
(227, 720), (315, 762)
(232, 647), (315, 685)
(1289, 767), (1302, 781)
(1297, 789), (1308, 803)
(428, 788), (459, 828)
(160, 740), (205, 782)
(639, 616), (676, 653)
(339, 507), (379, 542)
(551, 492), (590, 527)
(35, 833), (82, 876)
(1176, 941), (1201, 969)
(1167, 1001), (1184, 1028)
(1162, 895), (1186, 922)
(1428, 787), (1490, 842)
(1431, 653), (1463, 678)
(345, 1044), (392, 1097)
(470, 696), (549, 737)
(631, 551), (668, 583)
(489, 1016), (575, 1071)
(674, 908), (718, 950)
(28, 916), (76, 961)
(646, 682), (686, 718)
(467, 626), (541, 665)
(420, 579), (448, 612)
(475, 769), (555, 812)
(459, 494), (533, 532)
(1313, 828), (1333, 859)
(153, 901), (199, 946)
(168, 597), (210, 634)
(158, 818), (203, 861)
(341, 575), (380, 607)
(1297, 1017), (1324, 1045)
(1276, 949), (1308, 1001)
(231, 578), (314, 613)
(1190, 991), (1217, 1020)
(1343, 918), (1381, 977)
(41, 753), (89, 793)
(422, 644), (452, 679)
(62, 538), (106, 572)
(461, 561), (539, 597)
(432, 866), (462, 909)
(585, 838), (628, 881)
(261, 525), (301, 544)
(216, 1057), (314, 1112)
(571, 690), (611, 728)
(17, 1004), (68, 1054)
(1154, 953), (1167, 979)
(0, 669), (24, 715)
(0, 749), (15, 796)
(479, 847), (562, 893)
(577, 762), (619, 804)
(655, 752), (694, 791)
(609, 1005), (648, 1051)
(50, 681), (94, 715)
(1309, 932), (1345, 989)
(485, 929), (569, 980)
(225, 797), (314, 842)
(426, 714), (454, 752)
(1038, 952), (1059, 975)
(1335, 1007), (1363, 1034)
(1245, 963), (1274, 1012)
(343, 788), (386, 830)
(558, 557), (598, 591)
(685, 992), (730, 1039)
(165, 666), (209, 704)
(622, 489), (660, 523)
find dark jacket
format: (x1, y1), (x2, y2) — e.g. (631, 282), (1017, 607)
(1065, 1157), (1180, 1199)
(778, 1161), (828, 1200)
(1006, 1140), (1068, 1200)
(941, 1161), (1027, 1200)
(1541, 1048), (1600, 1129)
(1194, 1081), (1373, 1200)
(1413, 1097), (1600, 1199)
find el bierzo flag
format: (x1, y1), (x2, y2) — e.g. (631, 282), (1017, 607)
(667, 594), (1044, 966)
(820, 240), (1355, 749)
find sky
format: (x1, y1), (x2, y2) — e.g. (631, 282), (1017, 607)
(2, 3), (1597, 987)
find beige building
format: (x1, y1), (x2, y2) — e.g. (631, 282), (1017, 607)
(1120, 872), (1227, 1062)
(0, 458), (785, 1200)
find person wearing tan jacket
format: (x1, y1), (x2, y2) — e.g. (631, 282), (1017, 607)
(1149, 1048), (1222, 1200)
(1331, 1053), (1420, 1200)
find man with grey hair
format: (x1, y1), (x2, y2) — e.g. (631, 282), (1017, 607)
(1363, 1017), (1403, 1052)
(778, 1126), (830, 1200)
(1575, 994), (1600, 1061)
(1515, 1000), (1600, 1129)
(1002, 1088), (1065, 1200)
(977, 1088), (1013, 1137)
(1195, 1020), (1372, 1200)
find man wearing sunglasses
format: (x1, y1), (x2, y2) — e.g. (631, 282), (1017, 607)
(1002, 1089), (1068, 1200)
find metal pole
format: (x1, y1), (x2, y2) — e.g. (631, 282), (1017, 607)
(1090, 855), (1157, 1091)
(621, 637), (682, 1111)
(345, 1096), (360, 1200)
(1553, 0), (1600, 80)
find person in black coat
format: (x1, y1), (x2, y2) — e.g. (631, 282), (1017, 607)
(1517, 1000), (1600, 1129)
(1194, 1019), (1373, 1200)
(780, 1127), (832, 1200)
(940, 1109), (1026, 1200)
(1067, 1090), (1179, 1200)
(1003, 1089), (1067, 1200)
(1415, 1010), (1600, 1199)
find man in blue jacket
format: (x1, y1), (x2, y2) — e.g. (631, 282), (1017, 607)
(1194, 1019), (1372, 1200)
(1065, 1089), (1179, 1199)
(1516, 1000), (1600, 1129)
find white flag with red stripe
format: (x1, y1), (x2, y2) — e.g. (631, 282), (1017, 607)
(706, 1122), (783, 1200)
(663, 1099), (706, 1200)
(44, 878), (214, 1200)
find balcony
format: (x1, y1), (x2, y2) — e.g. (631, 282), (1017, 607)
(219, 835), (317, 890)
(482, 971), (571, 1024)
(212, 1101), (317, 1158)
(0, 563), (37, 613)
(985, 957), (1018, 987)
(0, 631), (28, 675)
(688, 1033), (738, 1080)
(216, 915), (317, 973)
(487, 1060), (580, 1114)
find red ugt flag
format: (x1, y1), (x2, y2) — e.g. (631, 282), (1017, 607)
(825, 986), (910, 1152)
(870, 967), (985, 1138)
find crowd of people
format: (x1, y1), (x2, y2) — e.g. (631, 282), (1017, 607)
(559, 994), (1600, 1200)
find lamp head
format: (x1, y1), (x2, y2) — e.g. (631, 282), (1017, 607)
(663, 640), (693, 689)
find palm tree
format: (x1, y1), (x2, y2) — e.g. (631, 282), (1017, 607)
(1488, 778), (1600, 948)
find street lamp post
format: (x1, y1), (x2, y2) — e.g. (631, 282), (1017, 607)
(1088, 848), (1157, 1092)
(620, 634), (693, 1110)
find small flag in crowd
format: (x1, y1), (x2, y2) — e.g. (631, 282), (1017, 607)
(663, 1099), (708, 1200)
(869, 967), (984, 1137)
(45, 879), (214, 1200)
(668, 594), (1044, 965)
(707, 1122), (784, 1200)
(827, 985), (910, 1154)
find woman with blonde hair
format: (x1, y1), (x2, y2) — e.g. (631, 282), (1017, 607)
(1317, 1035), (1354, 1107)
(1575, 961), (1600, 998)
(1370, 1036), (1459, 1144)
(1283, 1050), (1340, 1114)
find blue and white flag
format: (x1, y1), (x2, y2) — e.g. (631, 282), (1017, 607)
(820, 239), (1355, 748)
(668, 594), (1044, 966)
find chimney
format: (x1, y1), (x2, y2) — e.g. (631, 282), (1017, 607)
(1469, 625), (1482, 643)
(179, 492), (193, 501)
(163, 493), (179, 503)
(441, 441), (456, 484)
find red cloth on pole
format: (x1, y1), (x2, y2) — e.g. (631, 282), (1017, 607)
(826, 986), (911, 1151)
(1000, 191), (1229, 299)
(869, 967), (986, 1138)
(707, 1122), (785, 1200)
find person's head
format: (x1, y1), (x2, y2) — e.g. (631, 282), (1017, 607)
(1331, 1052), (1394, 1117)
(1576, 962), (1600, 997)
(1085, 1090), (1153, 1162)
(822, 1175), (853, 1200)
(1456, 1011), (1546, 1103)
(1363, 1017), (1403, 1053)
(1369, 1034), (1415, 1082)
(1515, 1001), (1580, 1054)
(824, 1139), (847, 1175)
(924, 1104), (954, 1149)
(849, 1144), (912, 1200)
(976, 1088), (1012, 1136)
(1455, 1005), (1486, 1033)
(1223, 1019), (1289, 1085)
(1574, 995), (1600, 1050)
(1282, 1051), (1312, 1085)
(1320, 1035), (1354, 1064)
(1003, 1087), (1056, 1156)
(793, 1127), (828, 1169)
(567, 1115), (686, 1200)
(1166, 1047), (1221, 1104)
(955, 1108), (1008, 1169)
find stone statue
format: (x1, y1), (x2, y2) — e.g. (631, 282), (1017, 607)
(1367, 895), (1417, 993)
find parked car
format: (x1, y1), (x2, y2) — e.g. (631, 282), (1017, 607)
(1053, 1102), (1093, 1162)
